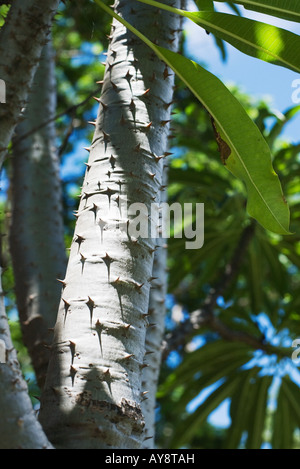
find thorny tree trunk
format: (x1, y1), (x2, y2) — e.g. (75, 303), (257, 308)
(39, 0), (182, 449)
(0, 268), (53, 449)
(9, 41), (67, 391)
(0, 0), (59, 450)
(0, 0), (60, 167)
(141, 168), (168, 448)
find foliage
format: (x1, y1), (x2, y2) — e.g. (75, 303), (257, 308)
(1, 0), (300, 449)
(156, 84), (300, 449)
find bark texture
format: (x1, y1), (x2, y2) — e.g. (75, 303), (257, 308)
(0, 269), (53, 449)
(141, 168), (168, 448)
(9, 41), (67, 391)
(39, 0), (181, 449)
(0, 0), (60, 167)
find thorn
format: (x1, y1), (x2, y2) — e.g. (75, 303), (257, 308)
(139, 363), (149, 370)
(123, 354), (135, 360)
(70, 366), (77, 386)
(110, 80), (119, 92)
(149, 72), (156, 82)
(125, 70), (133, 83)
(89, 203), (99, 222)
(86, 297), (96, 326)
(160, 120), (171, 127)
(79, 251), (87, 266)
(83, 146), (91, 153)
(88, 120), (97, 127)
(120, 114), (127, 126)
(134, 283), (144, 293)
(69, 341), (76, 365)
(163, 66), (172, 80)
(144, 121), (152, 132)
(74, 234), (85, 251)
(57, 278), (67, 288)
(102, 130), (110, 142)
(129, 99), (136, 112)
(109, 155), (116, 169)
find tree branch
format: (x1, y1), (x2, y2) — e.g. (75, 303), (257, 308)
(162, 222), (290, 359)
(0, 0), (60, 166)
(11, 87), (102, 151)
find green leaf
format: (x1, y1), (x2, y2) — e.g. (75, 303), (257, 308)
(185, 11), (300, 73)
(94, 0), (291, 235)
(268, 105), (300, 147)
(247, 239), (264, 313)
(195, 0), (214, 10)
(172, 373), (243, 446)
(226, 367), (260, 448)
(281, 377), (300, 421)
(135, 1), (300, 73)
(272, 382), (295, 449)
(246, 375), (273, 449)
(218, 0), (300, 23)
(225, 2), (242, 16)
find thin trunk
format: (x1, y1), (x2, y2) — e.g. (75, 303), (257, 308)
(0, 0), (59, 449)
(141, 177), (168, 448)
(39, 0), (181, 449)
(0, 268), (53, 449)
(0, 0), (60, 167)
(9, 41), (67, 391)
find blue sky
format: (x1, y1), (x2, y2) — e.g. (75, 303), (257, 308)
(184, 1), (300, 143)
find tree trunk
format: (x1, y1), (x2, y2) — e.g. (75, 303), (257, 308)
(0, 0), (59, 450)
(9, 40), (67, 391)
(0, 0), (60, 167)
(39, 0), (182, 449)
(141, 167), (168, 448)
(0, 268), (53, 449)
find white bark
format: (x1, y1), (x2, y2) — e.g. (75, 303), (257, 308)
(0, 269), (53, 449)
(0, 0), (60, 167)
(39, 0), (181, 449)
(0, 0), (59, 449)
(9, 41), (67, 390)
(141, 167), (168, 448)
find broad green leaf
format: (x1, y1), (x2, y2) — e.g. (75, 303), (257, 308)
(171, 373), (243, 446)
(218, 0), (300, 23)
(159, 340), (251, 394)
(247, 239), (263, 313)
(281, 377), (300, 421)
(268, 105), (300, 147)
(195, 0), (214, 10)
(135, 1), (300, 73)
(95, 0), (291, 234)
(246, 375), (273, 449)
(226, 367), (259, 448)
(225, 2), (242, 16)
(272, 383), (295, 449)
